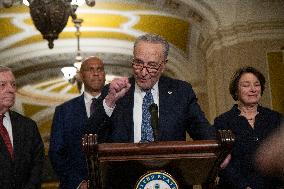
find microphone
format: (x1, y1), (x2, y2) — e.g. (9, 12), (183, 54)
(149, 103), (159, 141)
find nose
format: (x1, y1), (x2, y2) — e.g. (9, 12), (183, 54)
(93, 71), (99, 75)
(140, 66), (149, 76)
(250, 85), (257, 92)
(7, 83), (16, 92)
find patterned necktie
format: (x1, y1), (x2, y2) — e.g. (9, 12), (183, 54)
(90, 98), (98, 116)
(0, 114), (14, 159)
(141, 90), (154, 142)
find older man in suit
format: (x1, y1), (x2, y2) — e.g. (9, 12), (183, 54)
(49, 56), (107, 189)
(87, 34), (216, 188)
(0, 66), (44, 189)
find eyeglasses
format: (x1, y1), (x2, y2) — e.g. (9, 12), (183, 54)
(132, 59), (164, 74)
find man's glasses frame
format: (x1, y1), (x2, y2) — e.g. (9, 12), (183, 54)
(132, 58), (165, 74)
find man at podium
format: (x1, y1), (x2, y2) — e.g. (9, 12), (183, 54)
(87, 34), (216, 188)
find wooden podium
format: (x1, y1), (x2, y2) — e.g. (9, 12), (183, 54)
(82, 130), (234, 189)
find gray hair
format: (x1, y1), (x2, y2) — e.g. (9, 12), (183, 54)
(134, 34), (169, 59)
(0, 66), (12, 73)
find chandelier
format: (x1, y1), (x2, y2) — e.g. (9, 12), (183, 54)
(61, 18), (84, 91)
(2, 0), (95, 49)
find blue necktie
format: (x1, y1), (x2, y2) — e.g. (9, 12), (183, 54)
(141, 90), (154, 142)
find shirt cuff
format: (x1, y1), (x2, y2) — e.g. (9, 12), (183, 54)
(103, 99), (115, 117)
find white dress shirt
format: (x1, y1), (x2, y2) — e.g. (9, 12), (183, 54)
(84, 92), (101, 118)
(133, 82), (159, 143)
(103, 82), (159, 143)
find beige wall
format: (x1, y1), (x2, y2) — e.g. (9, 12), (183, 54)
(268, 51), (284, 115)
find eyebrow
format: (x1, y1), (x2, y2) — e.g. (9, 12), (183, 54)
(239, 81), (260, 84)
(0, 80), (16, 83)
(133, 59), (159, 64)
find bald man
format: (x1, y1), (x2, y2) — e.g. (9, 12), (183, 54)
(49, 57), (107, 189)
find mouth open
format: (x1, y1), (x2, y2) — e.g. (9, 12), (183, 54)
(139, 78), (149, 84)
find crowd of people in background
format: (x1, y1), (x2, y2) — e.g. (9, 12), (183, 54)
(0, 34), (283, 189)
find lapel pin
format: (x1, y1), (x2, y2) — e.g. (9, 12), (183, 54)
(168, 91), (172, 94)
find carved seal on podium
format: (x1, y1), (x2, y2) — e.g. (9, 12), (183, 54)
(135, 171), (179, 189)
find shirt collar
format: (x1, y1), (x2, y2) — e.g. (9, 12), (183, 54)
(84, 91), (101, 103)
(4, 112), (9, 117)
(0, 111), (11, 122)
(135, 81), (159, 94)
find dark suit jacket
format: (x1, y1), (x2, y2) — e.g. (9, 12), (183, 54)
(214, 105), (283, 189)
(89, 76), (216, 142)
(49, 89), (109, 189)
(0, 111), (44, 189)
(87, 76), (216, 189)
(49, 94), (88, 189)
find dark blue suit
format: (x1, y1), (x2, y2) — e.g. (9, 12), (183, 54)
(89, 76), (215, 142)
(87, 76), (216, 189)
(49, 94), (88, 189)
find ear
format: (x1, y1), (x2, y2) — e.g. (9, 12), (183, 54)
(76, 72), (82, 82)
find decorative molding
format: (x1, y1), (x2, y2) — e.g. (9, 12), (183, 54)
(199, 20), (284, 59)
(102, 0), (204, 23)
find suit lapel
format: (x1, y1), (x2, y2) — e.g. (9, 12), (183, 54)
(9, 111), (22, 162)
(125, 78), (135, 141)
(158, 77), (174, 138)
(76, 94), (88, 121)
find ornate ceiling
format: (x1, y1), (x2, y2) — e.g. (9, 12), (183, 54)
(0, 0), (283, 152)
(0, 0), (198, 83)
(0, 0), (203, 150)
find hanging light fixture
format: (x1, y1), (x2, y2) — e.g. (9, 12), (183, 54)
(61, 17), (83, 92)
(22, 0), (30, 6)
(30, 0), (76, 49)
(73, 18), (84, 69)
(71, 0), (85, 6)
(22, 0), (91, 7)
(2, 0), (95, 49)
(2, 0), (96, 8)
(61, 67), (78, 82)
